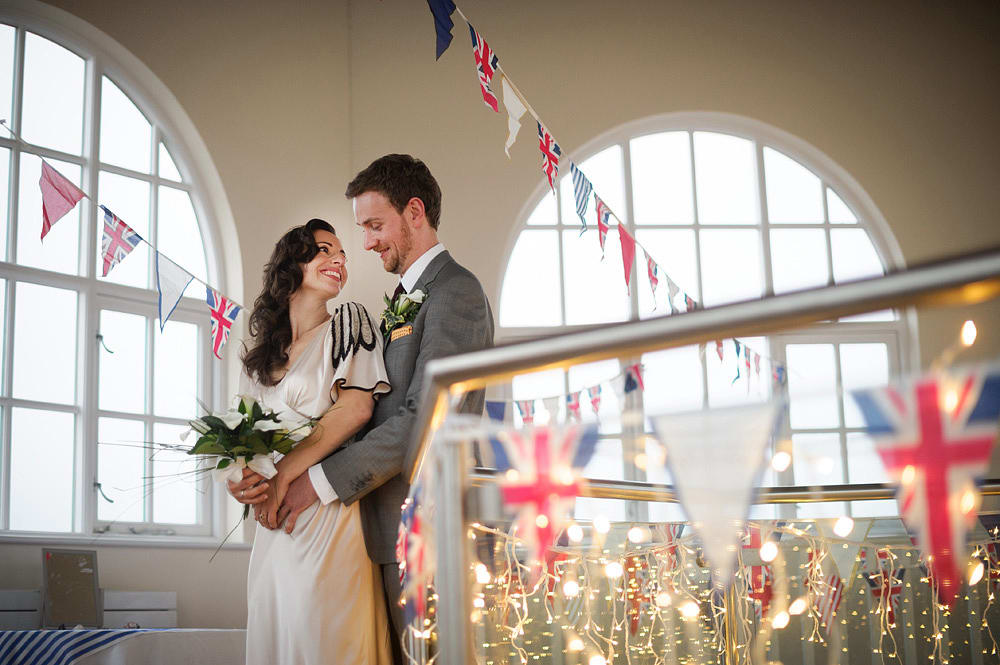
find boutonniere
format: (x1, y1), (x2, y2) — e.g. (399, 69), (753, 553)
(381, 288), (426, 340)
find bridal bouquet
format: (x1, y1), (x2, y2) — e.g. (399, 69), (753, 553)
(184, 395), (314, 516)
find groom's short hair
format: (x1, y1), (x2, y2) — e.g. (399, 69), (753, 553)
(346, 154), (442, 230)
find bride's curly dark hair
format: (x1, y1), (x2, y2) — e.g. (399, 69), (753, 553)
(241, 218), (336, 386)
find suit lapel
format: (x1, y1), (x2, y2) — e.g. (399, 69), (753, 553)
(412, 250), (453, 295)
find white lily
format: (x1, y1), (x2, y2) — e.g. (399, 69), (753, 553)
(213, 409), (245, 430)
(236, 394), (258, 412)
(405, 289), (425, 304)
(211, 453), (278, 484)
(252, 418), (284, 432)
(276, 411), (313, 442)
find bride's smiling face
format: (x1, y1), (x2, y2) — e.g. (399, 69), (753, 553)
(299, 229), (347, 299)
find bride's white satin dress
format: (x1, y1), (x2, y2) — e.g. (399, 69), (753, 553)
(240, 306), (392, 665)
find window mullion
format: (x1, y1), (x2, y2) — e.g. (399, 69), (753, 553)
(553, 184), (566, 326)
(144, 317), (154, 524)
(821, 184), (835, 287)
(688, 131), (709, 410)
(0, 279), (14, 530)
(621, 139), (640, 321)
(754, 141), (775, 297)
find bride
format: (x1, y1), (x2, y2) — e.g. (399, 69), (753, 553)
(228, 218), (392, 664)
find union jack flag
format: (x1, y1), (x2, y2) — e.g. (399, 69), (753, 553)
(860, 548), (905, 625)
(516, 399), (536, 425)
(544, 534), (571, 611)
(397, 486), (432, 624)
(684, 293), (697, 312)
(537, 122), (561, 194)
(595, 195), (611, 258)
(468, 23), (499, 112)
(805, 549), (844, 631)
(754, 352), (761, 377)
(99, 206), (142, 277)
(666, 277), (680, 314)
(985, 541), (1000, 594)
(587, 385), (602, 415)
(715, 340), (724, 362)
(624, 554), (652, 635)
(645, 251), (659, 302)
(489, 424), (599, 566)
(566, 391), (582, 421)
(623, 362), (644, 394)
(851, 368), (1000, 606)
(206, 287), (241, 359)
(570, 163), (592, 235)
(742, 525), (774, 619)
(654, 523), (684, 591)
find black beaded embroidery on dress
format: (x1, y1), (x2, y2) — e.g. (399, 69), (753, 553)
(330, 301), (378, 371)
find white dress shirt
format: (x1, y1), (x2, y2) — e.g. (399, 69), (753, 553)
(308, 243), (446, 504)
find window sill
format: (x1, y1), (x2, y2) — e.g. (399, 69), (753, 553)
(0, 530), (252, 550)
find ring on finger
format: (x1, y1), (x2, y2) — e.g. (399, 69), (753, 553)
(239, 489), (245, 498)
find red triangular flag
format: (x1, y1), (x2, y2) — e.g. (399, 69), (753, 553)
(618, 224), (636, 294)
(39, 161), (85, 241)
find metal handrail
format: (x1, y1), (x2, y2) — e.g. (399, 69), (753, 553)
(407, 246), (1000, 483)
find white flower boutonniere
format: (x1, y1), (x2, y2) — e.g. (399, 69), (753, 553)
(381, 288), (426, 340)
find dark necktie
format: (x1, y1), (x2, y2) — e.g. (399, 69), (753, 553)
(392, 282), (406, 303)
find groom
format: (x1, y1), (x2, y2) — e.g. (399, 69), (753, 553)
(280, 154), (494, 661)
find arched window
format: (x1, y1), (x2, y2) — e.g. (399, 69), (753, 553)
(0, 7), (235, 540)
(497, 113), (913, 522)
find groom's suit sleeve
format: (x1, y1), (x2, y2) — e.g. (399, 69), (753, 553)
(319, 268), (493, 504)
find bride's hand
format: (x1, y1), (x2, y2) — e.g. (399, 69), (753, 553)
(262, 472), (292, 529)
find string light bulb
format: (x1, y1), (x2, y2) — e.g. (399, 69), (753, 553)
(969, 560), (985, 586)
(655, 592), (671, 607)
(772, 611), (790, 629)
(760, 540), (778, 562)
(535, 514), (549, 529)
(567, 637), (584, 652)
(594, 515), (611, 534)
(604, 561), (624, 578)
(834, 516), (855, 537)
(789, 597), (808, 615)
(771, 450), (791, 472)
(902, 465), (916, 485)
(563, 580), (580, 597)
(679, 600), (699, 619)
(475, 563), (491, 584)
(960, 488), (977, 515)
(627, 526), (650, 543)
(961, 320), (977, 347)
(588, 656), (607, 665)
(567, 523), (584, 542)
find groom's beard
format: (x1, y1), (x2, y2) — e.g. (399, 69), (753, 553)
(382, 222), (414, 274)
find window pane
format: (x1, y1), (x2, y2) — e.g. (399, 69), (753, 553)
(642, 346), (703, 416)
(99, 310), (146, 413)
(157, 186), (207, 291)
(581, 438), (624, 481)
(511, 367), (563, 427)
(10, 407), (74, 531)
(13, 281), (77, 404)
(499, 230), (561, 327)
(831, 228), (883, 283)
(826, 187), (857, 224)
(573, 145), (625, 222)
(17, 154), (81, 274)
(97, 417), (145, 523)
(153, 318), (198, 418)
(525, 192), (556, 226)
(563, 229), (629, 325)
(846, 432), (897, 517)
(630, 131), (693, 225)
(152, 422), (198, 524)
(693, 132), (757, 225)
(786, 344), (839, 429)
(568, 359), (621, 435)
(158, 143), (182, 182)
(21, 33), (84, 155)
(0, 146), (9, 260)
(706, 336), (769, 408)
(763, 147), (823, 223)
(839, 343), (889, 428)
(100, 77), (151, 172)
(97, 171), (150, 288)
(769, 229), (829, 294)
(699, 229), (763, 307)
(635, 229), (697, 317)
(791, 432), (846, 518)
(0, 24), (14, 125)
(0, 278), (5, 388)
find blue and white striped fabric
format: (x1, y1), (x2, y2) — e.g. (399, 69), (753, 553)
(0, 629), (148, 665)
(569, 163), (593, 235)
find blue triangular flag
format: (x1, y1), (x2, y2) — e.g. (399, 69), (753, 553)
(485, 401), (506, 422)
(426, 0), (457, 59)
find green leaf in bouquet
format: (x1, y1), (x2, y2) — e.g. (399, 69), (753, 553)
(229, 445), (253, 456)
(190, 434), (226, 456)
(252, 401), (264, 423)
(216, 458), (231, 470)
(248, 437), (270, 455)
(237, 399), (248, 417)
(201, 414), (230, 432)
(272, 439), (294, 455)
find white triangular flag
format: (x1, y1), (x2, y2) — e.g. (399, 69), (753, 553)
(653, 402), (781, 590)
(155, 252), (194, 331)
(542, 397), (560, 424)
(815, 517), (873, 590)
(501, 76), (527, 158)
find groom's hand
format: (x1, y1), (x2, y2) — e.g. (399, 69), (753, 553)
(277, 473), (319, 534)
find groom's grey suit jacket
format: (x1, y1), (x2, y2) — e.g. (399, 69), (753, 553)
(321, 250), (494, 564)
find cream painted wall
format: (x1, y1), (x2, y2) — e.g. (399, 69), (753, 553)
(2, 0), (996, 629)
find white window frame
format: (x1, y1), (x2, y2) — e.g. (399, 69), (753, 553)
(0, 1), (241, 546)
(496, 112), (919, 519)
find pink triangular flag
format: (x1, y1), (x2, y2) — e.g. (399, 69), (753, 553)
(618, 224), (636, 294)
(39, 161), (85, 241)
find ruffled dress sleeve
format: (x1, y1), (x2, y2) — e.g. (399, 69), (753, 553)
(328, 301), (391, 403)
